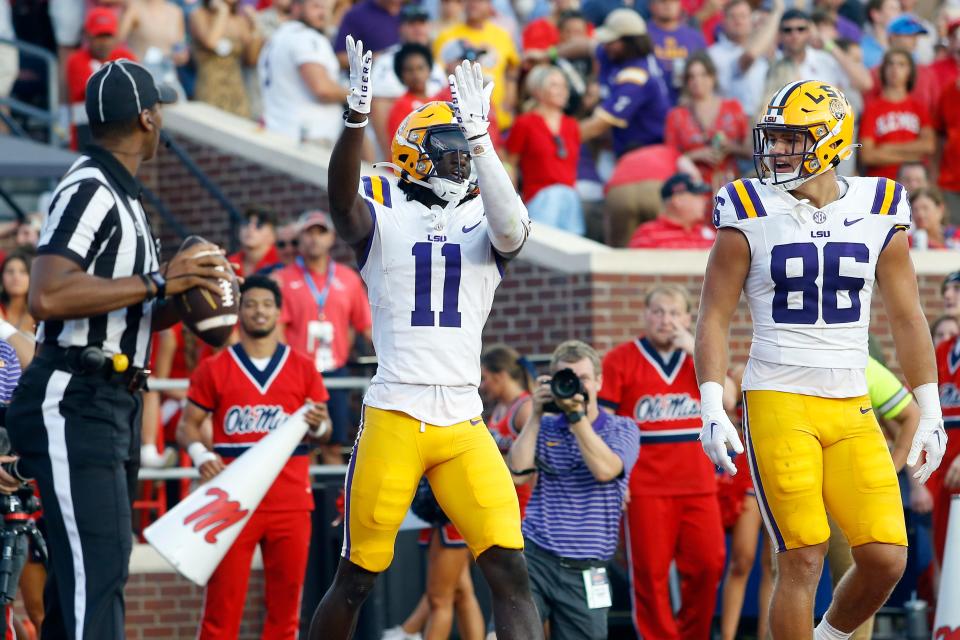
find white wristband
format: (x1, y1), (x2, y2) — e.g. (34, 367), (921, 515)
(309, 420), (330, 439)
(187, 441), (217, 468)
(0, 321), (17, 341)
(699, 381), (725, 413)
(913, 383), (943, 419)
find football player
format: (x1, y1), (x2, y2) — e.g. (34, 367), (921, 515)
(695, 80), (947, 640)
(306, 37), (542, 640)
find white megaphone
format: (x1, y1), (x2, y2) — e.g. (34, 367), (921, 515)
(144, 406), (311, 586)
(934, 495), (960, 637)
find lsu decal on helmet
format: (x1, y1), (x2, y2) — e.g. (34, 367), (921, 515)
(376, 101), (477, 203)
(753, 80), (857, 189)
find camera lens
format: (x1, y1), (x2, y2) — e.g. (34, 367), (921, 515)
(550, 369), (581, 400)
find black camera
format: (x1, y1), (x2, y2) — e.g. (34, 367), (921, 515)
(543, 368), (588, 414)
(0, 459), (29, 485)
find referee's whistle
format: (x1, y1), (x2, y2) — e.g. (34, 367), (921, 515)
(112, 354), (129, 373)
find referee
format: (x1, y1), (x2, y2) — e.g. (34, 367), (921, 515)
(6, 59), (230, 640)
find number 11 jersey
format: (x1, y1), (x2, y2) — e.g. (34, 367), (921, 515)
(357, 175), (518, 426)
(713, 176), (912, 397)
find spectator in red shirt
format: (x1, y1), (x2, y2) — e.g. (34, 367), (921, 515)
(932, 74), (960, 222)
(860, 48), (934, 181)
(65, 8), (137, 149)
(628, 173), (717, 249)
(275, 210), (372, 464)
(228, 206), (282, 278)
(386, 43), (436, 145)
(663, 51), (750, 192)
(604, 145), (704, 246)
(908, 187), (959, 249)
(521, 0), (592, 51)
(915, 18), (960, 116)
(504, 65), (583, 234)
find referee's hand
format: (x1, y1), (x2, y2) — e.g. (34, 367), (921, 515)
(0, 455), (21, 494)
(164, 241), (235, 297)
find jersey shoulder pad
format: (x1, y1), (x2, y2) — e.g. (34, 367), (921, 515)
(855, 176), (910, 227)
(712, 178), (772, 228)
(359, 175), (396, 210)
(615, 66), (649, 86)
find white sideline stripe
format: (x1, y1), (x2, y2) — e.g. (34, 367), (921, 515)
(43, 370), (86, 640)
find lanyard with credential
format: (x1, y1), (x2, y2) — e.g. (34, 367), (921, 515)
(297, 256), (336, 317)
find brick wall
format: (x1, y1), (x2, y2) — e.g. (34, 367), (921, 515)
(123, 572), (265, 639)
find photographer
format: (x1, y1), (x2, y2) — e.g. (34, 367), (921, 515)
(0, 334), (41, 640)
(508, 340), (639, 640)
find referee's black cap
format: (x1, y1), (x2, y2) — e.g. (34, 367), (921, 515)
(85, 59), (178, 125)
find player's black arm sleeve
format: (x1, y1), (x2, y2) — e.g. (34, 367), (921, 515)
(328, 110), (375, 252)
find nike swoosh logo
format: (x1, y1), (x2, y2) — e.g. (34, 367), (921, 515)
(844, 218), (863, 227)
(860, 407), (872, 414)
(470, 418), (482, 425)
(462, 221), (482, 234)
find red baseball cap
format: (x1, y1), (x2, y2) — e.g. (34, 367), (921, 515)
(297, 210), (333, 233)
(85, 7), (118, 37)
(948, 17), (960, 36)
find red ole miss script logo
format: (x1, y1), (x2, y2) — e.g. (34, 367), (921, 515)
(183, 487), (249, 544)
(936, 627), (960, 639)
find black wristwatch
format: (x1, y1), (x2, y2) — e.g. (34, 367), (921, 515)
(565, 411), (585, 425)
(146, 271), (166, 302)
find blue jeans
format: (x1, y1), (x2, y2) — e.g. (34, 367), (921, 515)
(526, 185), (585, 236)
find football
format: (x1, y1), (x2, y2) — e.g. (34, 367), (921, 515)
(173, 235), (239, 348)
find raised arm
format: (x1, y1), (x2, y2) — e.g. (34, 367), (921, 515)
(328, 36), (375, 250)
(449, 61), (530, 258)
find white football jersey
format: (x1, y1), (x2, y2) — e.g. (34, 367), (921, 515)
(714, 176), (912, 395)
(357, 175), (520, 425)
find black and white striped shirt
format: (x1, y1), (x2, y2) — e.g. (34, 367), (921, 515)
(36, 145), (160, 368)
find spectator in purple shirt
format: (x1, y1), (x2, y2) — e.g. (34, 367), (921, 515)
(580, 9), (671, 157)
(646, 0), (706, 105)
(333, 0), (403, 68)
(814, 0), (863, 43)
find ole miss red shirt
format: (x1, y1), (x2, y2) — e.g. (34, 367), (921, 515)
(860, 95), (931, 181)
(933, 336), (960, 489)
(600, 337), (716, 496)
(628, 216), (716, 249)
(187, 343), (328, 511)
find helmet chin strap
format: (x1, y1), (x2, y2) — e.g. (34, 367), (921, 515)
(372, 161), (472, 204)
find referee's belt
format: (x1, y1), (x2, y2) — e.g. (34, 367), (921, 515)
(35, 345), (150, 392)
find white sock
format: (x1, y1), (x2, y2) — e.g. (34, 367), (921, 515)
(814, 618), (853, 640)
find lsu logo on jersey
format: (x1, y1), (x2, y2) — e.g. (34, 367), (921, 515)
(224, 404), (287, 436)
(633, 393), (701, 423)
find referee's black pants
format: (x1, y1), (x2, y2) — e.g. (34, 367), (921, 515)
(6, 361), (142, 640)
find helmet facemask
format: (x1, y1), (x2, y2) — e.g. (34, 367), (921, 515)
(421, 126), (475, 203)
(753, 125), (823, 190)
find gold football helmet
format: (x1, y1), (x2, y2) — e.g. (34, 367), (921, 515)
(754, 80), (857, 189)
(383, 101), (476, 202)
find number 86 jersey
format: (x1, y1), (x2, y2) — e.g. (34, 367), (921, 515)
(714, 176), (911, 394)
(357, 175), (516, 426)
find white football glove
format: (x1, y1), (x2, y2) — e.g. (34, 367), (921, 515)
(908, 383), (948, 485)
(448, 60), (494, 140)
(345, 35), (372, 115)
(699, 381), (743, 475)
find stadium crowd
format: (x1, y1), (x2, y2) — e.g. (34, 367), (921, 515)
(6, 0), (960, 246)
(5, 0), (960, 637)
